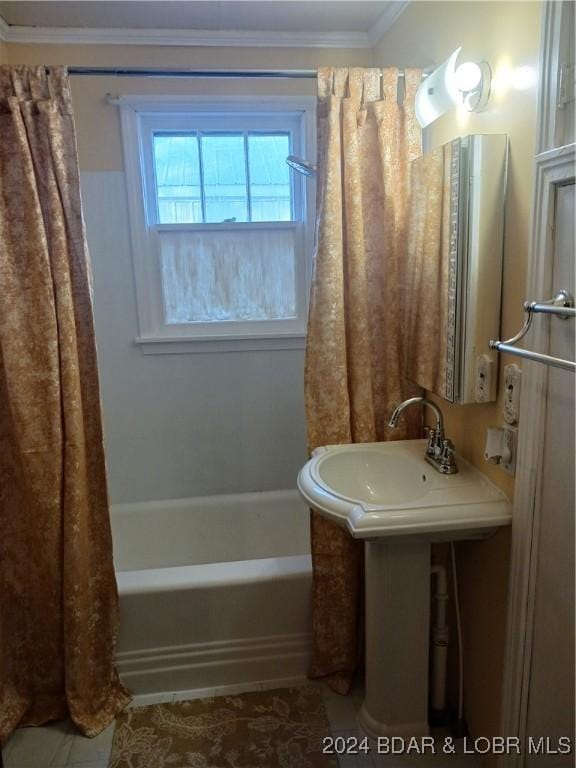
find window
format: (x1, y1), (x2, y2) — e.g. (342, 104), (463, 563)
(119, 97), (315, 352)
(153, 133), (293, 224)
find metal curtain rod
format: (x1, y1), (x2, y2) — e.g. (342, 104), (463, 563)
(57, 66), (413, 79)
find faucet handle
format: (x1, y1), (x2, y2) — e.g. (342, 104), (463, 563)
(439, 439), (458, 474)
(427, 426), (445, 459)
(424, 426), (436, 456)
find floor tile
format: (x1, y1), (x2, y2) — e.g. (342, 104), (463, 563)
(65, 723), (115, 766)
(370, 746), (480, 767)
(1, 738), (14, 762)
(329, 728), (374, 768)
(322, 689), (361, 732)
(351, 684), (365, 710)
(335, 746), (375, 768)
(5, 721), (73, 768)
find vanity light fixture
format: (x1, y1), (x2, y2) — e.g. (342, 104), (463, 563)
(415, 47), (492, 127)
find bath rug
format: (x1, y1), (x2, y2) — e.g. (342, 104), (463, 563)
(108, 686), (338, 768)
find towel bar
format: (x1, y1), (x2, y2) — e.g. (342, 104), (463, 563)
(490, 290), (575, 372)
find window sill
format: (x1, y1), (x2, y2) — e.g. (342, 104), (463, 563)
(135, 334), (306, 354)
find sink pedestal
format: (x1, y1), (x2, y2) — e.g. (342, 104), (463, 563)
(359, 539), (431, 738)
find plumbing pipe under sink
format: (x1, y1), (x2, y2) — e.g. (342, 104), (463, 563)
(430, 564), (449, 720)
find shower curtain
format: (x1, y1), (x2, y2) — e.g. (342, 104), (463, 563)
(305, 67), (423, 693)
(0, 66), (130, 740)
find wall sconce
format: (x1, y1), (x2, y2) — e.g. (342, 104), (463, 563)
(415, 47), (492, 128)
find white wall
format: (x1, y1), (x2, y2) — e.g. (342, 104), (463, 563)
(82, 172), (307, 504)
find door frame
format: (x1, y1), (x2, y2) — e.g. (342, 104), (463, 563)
(499, 4), (576, 763)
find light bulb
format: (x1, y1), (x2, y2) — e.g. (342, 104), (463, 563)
(453, 62), (482, 92)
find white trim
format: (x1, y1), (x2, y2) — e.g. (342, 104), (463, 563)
(154, 221), (302, 233)
(119, 102), (154, 340)
(499, 5), (576, 762)
(367, 1), (410, 46)
(536, 1), (562, 153)
(535, 0), (574, 153)
(499, 145), (575, 767)
(0, 20), (371, 49)
(0, 14), (9, 42)
(117, 632), (311, 696)
(136, 334), (306, 354)
(129, 676), (311, 708)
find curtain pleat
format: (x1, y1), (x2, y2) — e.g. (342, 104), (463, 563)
(0, 65), (130, 741)
(305, 66), (423, 693)
(405, 144), (452, 396)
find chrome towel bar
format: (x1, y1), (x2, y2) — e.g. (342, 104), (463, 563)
(490, 290), (575, 372)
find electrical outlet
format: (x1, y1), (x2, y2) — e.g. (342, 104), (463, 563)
(503, 364), (522, 424)
(475, 355), (495, 402)
(502, 425), (518, 475)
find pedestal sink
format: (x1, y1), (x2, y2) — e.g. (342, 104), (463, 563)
(297, 439), (511, 738)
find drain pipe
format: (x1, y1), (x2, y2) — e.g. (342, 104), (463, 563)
(430, 564), (449, 724)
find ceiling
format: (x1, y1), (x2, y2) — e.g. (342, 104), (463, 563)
(0, 1), (400, 34)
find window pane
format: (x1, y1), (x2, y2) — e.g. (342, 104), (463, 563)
(159, 229), (297, 323)
(248, 134), (292, 222)
(153, 135), (202, 223)
(201, 135), (248, 223)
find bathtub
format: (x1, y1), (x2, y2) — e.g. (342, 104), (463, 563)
(111, 490), (312, 696)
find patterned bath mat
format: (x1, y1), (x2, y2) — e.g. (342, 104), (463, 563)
(108, 686), (338, 768)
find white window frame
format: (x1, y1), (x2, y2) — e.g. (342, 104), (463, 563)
(118, 95), (316, 353)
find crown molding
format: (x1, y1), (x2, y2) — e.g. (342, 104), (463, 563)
(367, 1), (409, 46)
(0, 2), (409, 50)
(0, 21), (372, 49)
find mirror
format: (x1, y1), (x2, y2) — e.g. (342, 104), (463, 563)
(405, 134), (508, 403)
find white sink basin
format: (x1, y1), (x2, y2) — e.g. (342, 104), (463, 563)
(315, 448), (431, 505)
(298, 439), (511, 540)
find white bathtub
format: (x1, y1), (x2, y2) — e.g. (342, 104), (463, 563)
(111, 490), (312, 696)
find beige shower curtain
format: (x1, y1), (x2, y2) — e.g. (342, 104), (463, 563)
(305, 67), (423, 693)
(0, 66), (130, 740)
(405, 144), (452, 398)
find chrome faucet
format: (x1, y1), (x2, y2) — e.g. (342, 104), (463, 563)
(388, 397), (458, 475)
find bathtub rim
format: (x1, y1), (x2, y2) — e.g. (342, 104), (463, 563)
(116, 553), (312, 594)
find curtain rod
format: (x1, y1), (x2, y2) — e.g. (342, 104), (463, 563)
(55, 66), (414, 79)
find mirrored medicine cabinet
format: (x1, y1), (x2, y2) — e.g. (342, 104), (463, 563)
(405, 134), (508, 404)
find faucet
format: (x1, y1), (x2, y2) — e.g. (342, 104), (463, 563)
(388, 397), (458, 475)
